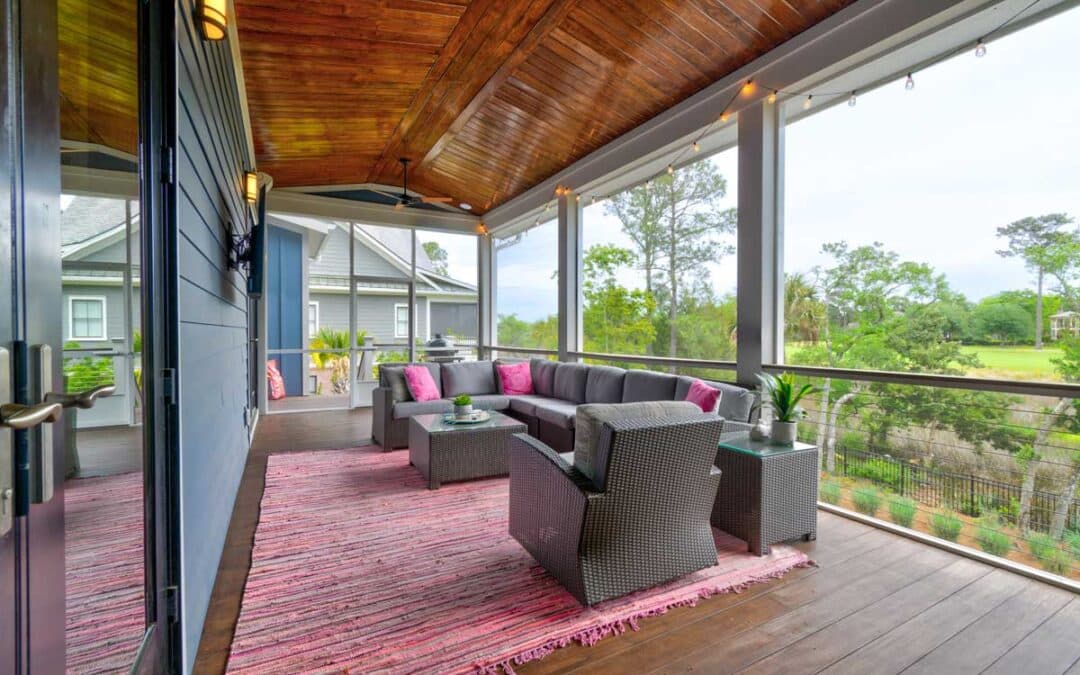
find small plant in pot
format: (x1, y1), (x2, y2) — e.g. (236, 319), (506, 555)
(757, 372), (817, 444)
(453, 394), (473, 418)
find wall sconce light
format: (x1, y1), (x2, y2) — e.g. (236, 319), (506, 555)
(244, 171), (258, 203)
(200, 0), (228, 41)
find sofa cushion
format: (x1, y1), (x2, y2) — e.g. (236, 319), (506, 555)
(621, 370), (678, 403)
(585, 366), (626, 404)
(393, 399), (452, 419)
(496, 361), (533, 395)
(532, 398), (579, 429)
(441, 360), (497, 397)
(675, 377), (755, 422)
(530, 358), (558, 397)
(553, 363), (589, 403)
(573, 401), (703, 486)
(508, 394), (552, 417)
(381, 362), (441, 397)
(404, 365), (441, 401)
(380, 366), (412, 402)
(466, 394), (511, 411)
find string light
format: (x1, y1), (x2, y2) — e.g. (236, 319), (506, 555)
(720, 111), (730, 122)
(692, 141), (700, 153)
(666, 164), (674, 175)
(975, 39), (987, 57)
(645, 180), (653, 192)
(905, 73), (915, 90)
(848, 91), (857, 107)
(767, 90), (777, 104)
(740, 79), (755, 96)
(803, 95), (812, 110)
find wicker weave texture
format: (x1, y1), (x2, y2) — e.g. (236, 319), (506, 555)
(409, 414), (527, 489)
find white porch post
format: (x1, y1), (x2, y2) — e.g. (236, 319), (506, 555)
(557, 188), (583, 362)
(477, 233), (495, 359)
(736, 101), (785, 386)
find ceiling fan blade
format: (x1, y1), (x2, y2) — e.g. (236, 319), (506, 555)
(421, 196), (453, 203)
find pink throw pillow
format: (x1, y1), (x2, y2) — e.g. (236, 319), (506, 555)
(496, 361), (534, 396)
(403, 365), (440, 402)
(685, 379), (721, 413)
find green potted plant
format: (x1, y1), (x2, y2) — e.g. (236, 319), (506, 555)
(757, 372), (817, 444)
(453, 394), (473, 418)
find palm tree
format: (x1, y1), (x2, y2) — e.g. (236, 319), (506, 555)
(785, 273), (825, 344)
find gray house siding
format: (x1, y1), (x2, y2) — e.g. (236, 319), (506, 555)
(310, 291), (429, 344)
(177, 1), (256, 669)
(309, 226), (406, 279)
(61, 284), (139, 344)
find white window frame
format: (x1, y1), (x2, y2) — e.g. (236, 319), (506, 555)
(68, 295), (108, 341)
(394, 303), (410, 338)
(308, 301), (320, 338)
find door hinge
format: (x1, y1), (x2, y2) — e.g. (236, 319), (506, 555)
(162, 146), (175, 185)
(161, 368), (177, 406)
(164, 585), (179, 623)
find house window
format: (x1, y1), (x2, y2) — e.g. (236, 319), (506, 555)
(395, 304), (409, 338)
(308, 301), (319, 338)
(70, 297), (107, 340)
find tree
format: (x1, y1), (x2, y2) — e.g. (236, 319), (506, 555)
(785, 273), (825, 344)
(607, 161), (736, 358)
(582, 244), (656, 357)
(1046, 338), (1080, 538)
(996, 214), (1077, 349)
(422, 240), (449, 276)
(970, 302), (1033, 344)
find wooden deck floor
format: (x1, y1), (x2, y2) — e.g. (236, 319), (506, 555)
(194, 409), (1080, 675)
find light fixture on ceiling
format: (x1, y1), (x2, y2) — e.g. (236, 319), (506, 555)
(199, 0), (228, 41)
(459, 203), (473, 211)
(244, 171), (258, 203)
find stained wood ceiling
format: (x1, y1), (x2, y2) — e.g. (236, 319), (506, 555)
(237, 0), (855, 213)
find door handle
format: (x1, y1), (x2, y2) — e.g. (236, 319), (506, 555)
(45, 383), (116, 409)
(0, 402), (62, 429)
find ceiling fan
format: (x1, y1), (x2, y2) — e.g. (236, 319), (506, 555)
(394, 157), (452, 210)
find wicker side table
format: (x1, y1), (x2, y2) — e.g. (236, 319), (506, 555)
(711, 432), (819, 555)
(409, 411), (527, 489)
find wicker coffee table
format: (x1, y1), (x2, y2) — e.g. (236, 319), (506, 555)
(408, 411), (527, 489)
(711, 432), (819, 555)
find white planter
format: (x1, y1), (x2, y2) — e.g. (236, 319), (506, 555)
(454, 404), (474, 418)
(771, 421), (797, 444)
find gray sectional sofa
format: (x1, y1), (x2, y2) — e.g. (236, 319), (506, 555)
(372, 358), (758, 452)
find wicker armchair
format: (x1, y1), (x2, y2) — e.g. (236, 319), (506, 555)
(508, 415), (724, 606)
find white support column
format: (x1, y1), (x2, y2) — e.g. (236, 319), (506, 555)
(557, 188), (583, 362)
(736, 101), (785, 386)
(408, 229), (417, 362)
(477, 233), (495, 359)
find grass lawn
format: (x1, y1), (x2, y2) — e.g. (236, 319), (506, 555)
(959, 345), (1062, 381)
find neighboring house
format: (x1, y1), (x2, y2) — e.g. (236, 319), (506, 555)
(266, 214), (478, 397)
(60, 195), (141, 428)
(1051, 311), (1080, 341)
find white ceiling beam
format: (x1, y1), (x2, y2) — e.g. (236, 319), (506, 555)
(61, 165), (139, 199)
(267, 189), (482, 234)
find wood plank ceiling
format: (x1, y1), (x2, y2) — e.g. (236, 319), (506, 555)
(238, 0), (856, 214)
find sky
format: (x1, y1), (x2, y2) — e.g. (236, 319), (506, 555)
(488, 5), (1080, 322)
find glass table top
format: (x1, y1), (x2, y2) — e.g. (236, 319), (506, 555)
(412, 410), (525, 433)
(719, 432), (817, 457)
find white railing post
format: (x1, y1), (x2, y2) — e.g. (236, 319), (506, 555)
(736, 100), (785, 387)
(557, 188), (583, 362)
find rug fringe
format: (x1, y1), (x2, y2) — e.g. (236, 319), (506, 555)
(475, 559), (814, 674)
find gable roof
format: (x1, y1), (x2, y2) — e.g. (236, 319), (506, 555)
(61, 195), (140, 259)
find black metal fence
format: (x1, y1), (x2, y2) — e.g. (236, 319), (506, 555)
(835, 448), (1080, 534)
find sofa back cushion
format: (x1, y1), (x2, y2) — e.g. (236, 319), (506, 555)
(574, 401), (702, 487)
(585, 365), (626, 403)
(675, 376), (755, 422)
(380, 362), (441, 398)
(380, 366), (412, 402)
(621, 370), (678, 403)
(404, 365), (441, 402)
(530, 358), (558, 397)
(553, 362), (589, 403)
(441, 360), (497, 397)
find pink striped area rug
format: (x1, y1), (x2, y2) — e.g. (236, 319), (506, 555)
(65, 472), (144, 674)
(227, 447), (811, 674)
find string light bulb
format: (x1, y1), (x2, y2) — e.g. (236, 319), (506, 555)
(975, 39), (987, 57)
(720, 111), (730, 122)
(740, 79), (755, 96)
(848, 91), (857, 107)
(645, 180), (653, 192)
(767, 90), (777, 104)
(666, 164), (674, 175)
(692, 141), (701, 153)
(905, 73), (915, 90)
(803, 95), (813, 110)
